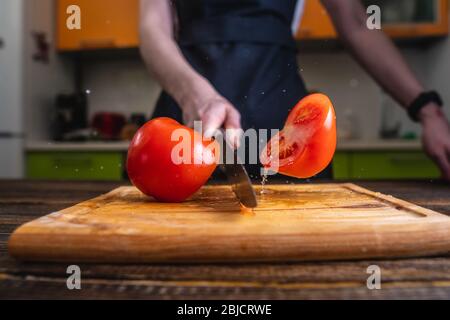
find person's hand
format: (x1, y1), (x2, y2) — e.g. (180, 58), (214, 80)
(178, 80), (242, 147)
(420, 103), (450, 181)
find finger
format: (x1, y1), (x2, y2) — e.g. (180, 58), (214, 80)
(202, 106), (226, 139)
(445, 146), (450, 181)
(224, 105), (242, 130)
(434, 153), (450, 181)
(183, 112), (195, 128)
(224, 106), (242, 149)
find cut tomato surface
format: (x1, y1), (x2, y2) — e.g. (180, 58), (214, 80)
(260, 93), (337, 178)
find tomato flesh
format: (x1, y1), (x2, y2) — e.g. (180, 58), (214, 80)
(127, 118), (219, 202)
(260, 93), (337, 178)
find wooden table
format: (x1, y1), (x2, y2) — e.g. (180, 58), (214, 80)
(1, 180), (450, 300)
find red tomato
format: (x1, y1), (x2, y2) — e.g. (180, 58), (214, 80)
(260, 93), (337, 178)
(127, 118), (219, 202)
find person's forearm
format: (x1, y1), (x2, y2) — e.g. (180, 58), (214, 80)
(323, 0), (424, 108)
(342, 27), (424, 108)
(139, 0), (215, 106)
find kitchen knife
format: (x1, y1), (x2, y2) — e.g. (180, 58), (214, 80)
(220, 138), (258, 208)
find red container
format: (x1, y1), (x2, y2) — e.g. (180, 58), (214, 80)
(92, 112), (126, 140)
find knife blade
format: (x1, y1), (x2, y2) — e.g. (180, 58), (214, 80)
(220, 138), (258, 208)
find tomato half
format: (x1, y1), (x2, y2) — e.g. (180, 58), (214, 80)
(260, 93), (336, 178)
(127, 118), (219, 202)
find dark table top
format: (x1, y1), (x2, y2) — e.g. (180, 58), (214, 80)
(1, 180), (450, 300)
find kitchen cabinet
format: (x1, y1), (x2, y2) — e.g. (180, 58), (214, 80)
(56, 0), (448, 51)
(296, 0), (449, 40)
(57, 0), (139, 51)
(333, 151), (440, 180)
(295, 0), (336, 40)
(27, 152), (124, 181)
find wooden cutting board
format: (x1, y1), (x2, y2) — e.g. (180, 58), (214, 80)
(8, 184), (450, 263)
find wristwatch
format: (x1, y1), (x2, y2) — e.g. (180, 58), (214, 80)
(408, 91), (443, 122)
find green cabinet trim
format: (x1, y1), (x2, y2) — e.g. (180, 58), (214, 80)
(332, 152), (351, 180)
(333, 151), (439, 180)
(27, 152), (124, 181)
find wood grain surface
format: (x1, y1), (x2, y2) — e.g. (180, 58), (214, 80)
(1, 180), (450, 300)
(8, 183), (450, 264)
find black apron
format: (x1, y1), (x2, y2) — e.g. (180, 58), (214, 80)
(152, 0), (331, 180)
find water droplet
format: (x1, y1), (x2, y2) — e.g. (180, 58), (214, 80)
(260, 169), (269, 195)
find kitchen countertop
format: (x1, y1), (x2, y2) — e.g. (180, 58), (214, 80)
(337, 139), (422, 151)
(26, 141), (130, 152)
(1, 180), (450, 300)
(25, 139), (423, 152)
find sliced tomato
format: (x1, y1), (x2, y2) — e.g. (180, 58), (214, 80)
(260, 93), (336, 178)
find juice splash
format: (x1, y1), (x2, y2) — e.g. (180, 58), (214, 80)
(240, 203), (254, 215)
(260, 169), (269, 195)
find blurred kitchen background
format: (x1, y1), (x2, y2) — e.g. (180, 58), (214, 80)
(0, 0), (449, 181)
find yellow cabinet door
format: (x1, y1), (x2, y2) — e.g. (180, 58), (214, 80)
(57, 0), (139, 51)
(295, 0), (448, 40)
(295, 0), (336, 40)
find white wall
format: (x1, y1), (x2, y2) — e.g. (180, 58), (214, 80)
(82, 57), (160, 119)
(0, 0), (26, 178)
(24, 0), (74, 141)
(0, 0), (25, 134)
